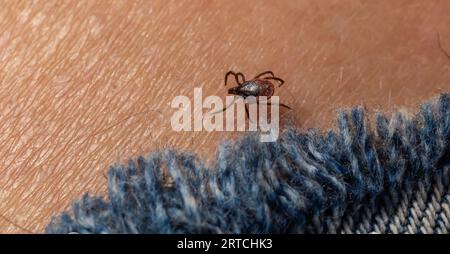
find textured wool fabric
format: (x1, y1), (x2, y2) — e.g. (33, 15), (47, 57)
(45, 93), (450, 234)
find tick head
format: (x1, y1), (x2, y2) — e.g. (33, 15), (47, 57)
(228, 86), (241, 95)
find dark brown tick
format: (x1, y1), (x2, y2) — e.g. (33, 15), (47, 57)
(218, 71), (291, 119)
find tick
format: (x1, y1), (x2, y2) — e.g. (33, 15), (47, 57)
(218, 70), (291, 119)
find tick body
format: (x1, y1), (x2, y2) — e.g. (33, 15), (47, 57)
(228, 79), (274, 98)
(219, 70), (291, 118)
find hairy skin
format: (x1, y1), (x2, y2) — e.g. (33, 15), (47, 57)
(0, 0), (449, 233)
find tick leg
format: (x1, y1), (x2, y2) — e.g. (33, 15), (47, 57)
(278, 102), (291, 109)
(259, 101), (292, 110)
(254, 71), (275, 79)
(437, 32), (450, 59)
(264, 77), (285, 87)
(225, 71), (241, 86)
(209, 96), (239, 114)
(236, 72), (246, 84)
(245, 103), (252, 122)
(225, 71), (237, 86)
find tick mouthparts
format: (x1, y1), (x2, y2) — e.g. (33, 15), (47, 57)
(228, 87), (239, 94)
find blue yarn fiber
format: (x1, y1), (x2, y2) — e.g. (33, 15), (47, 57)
(45, 93), (450, 233)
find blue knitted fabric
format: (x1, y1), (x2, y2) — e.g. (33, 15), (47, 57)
(45, 93), (450, 234)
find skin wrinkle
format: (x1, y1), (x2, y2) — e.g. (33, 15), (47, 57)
(0, 0), (448, 233)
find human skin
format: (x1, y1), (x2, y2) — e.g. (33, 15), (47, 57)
(0, 0), (449, 233)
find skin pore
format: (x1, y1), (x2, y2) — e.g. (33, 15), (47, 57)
(0, 0), (449, 233)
